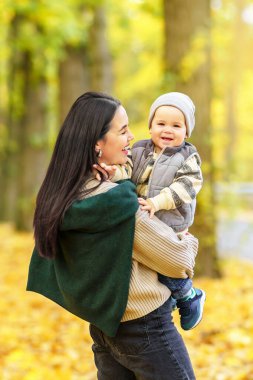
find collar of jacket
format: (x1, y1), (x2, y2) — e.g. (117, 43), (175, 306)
(144, 139), (186, 159)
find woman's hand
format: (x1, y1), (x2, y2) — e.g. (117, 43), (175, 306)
(93, 163), (117, 181)
(138, 198), (156, 218)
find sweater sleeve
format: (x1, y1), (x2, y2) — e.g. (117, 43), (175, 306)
(111, 156), (133, 182)
(147, 153), (203, 212)
(133, 207), (198, 279)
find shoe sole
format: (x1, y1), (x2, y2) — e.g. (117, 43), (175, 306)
(190, 290), (206, 329)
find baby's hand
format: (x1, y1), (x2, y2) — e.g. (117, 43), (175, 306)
(138, 198), (155, 218)
(93, 163), (117, 181)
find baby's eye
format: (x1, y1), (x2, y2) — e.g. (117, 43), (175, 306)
(157, 122), (165, 126)
(173, 124), (180, 128)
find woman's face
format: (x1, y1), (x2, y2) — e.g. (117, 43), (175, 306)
(96, 106), (134, 165)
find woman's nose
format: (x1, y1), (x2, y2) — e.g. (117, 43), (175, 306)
(127, 128), (134, 141)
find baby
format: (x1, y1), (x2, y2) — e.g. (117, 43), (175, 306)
(108, 92), (206, 330)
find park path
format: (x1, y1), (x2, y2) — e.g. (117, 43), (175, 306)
(217, 212), (253, 262)
(215, 182), (253, 262)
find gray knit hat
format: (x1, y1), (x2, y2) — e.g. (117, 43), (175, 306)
(148, 92), (195, 137)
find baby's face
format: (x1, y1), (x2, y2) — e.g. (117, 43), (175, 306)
(150, 106), (187, 152)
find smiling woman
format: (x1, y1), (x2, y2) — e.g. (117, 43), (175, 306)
(27, 91), (198, 380)
(95, 105), (134, 165)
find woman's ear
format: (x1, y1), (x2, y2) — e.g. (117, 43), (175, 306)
(95, 142), (101, 154)
(95, 142), (103, 158)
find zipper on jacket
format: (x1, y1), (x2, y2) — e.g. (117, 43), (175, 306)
(147, 149), (174, 198)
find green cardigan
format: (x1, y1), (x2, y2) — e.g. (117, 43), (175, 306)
(27, 180), (139, 337)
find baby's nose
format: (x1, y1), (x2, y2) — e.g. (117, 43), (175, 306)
(164, 125), (173, 132)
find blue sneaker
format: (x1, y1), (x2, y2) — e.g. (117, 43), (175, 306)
(176, 288), (206, 330)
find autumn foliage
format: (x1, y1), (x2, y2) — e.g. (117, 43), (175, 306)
(1, 224), (253, 380)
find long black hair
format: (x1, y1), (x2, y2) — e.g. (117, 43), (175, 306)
(33, 92), (121, 259)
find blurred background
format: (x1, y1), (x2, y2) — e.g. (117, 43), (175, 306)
(0, 0), (253, 379)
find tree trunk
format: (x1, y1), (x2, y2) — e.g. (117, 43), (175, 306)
(163, 0), (220, 277)
(0, 14), (23, 223)
(0, 39), (8, 220)
(2, 15), (50, 230)
(59, 4), (113, 125)
(15, 51), (49, 230)
(224, 0), (245, 181)
(59, 46), (91, 124)
(89, 5), (113, 93)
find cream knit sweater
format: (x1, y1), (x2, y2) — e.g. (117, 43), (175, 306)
(84, 179), (198, 322)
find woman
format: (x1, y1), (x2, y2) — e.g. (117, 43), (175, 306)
(27, 92), (197, 379)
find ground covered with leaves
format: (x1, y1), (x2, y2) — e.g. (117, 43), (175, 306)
(1, 224), (253, 380)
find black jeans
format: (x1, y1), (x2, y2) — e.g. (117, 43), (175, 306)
(89, 298), (196, 380)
